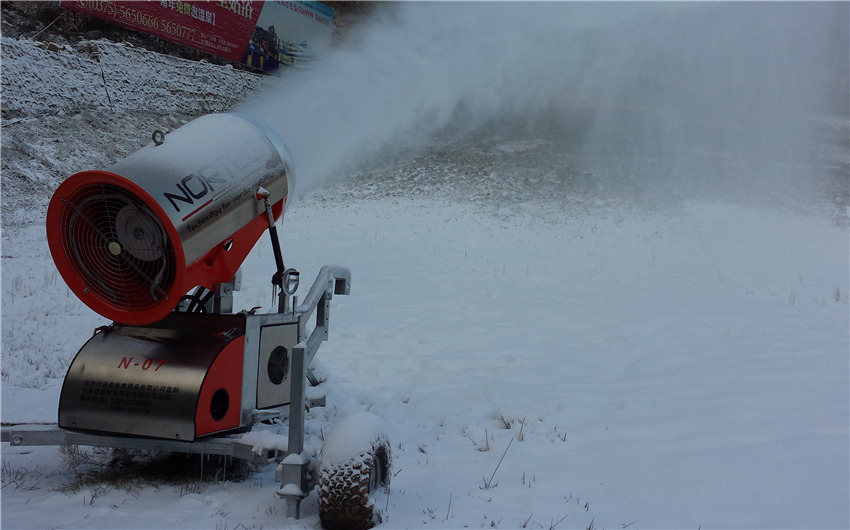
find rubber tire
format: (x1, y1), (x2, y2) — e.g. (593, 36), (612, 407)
(318, 415), (391, 530)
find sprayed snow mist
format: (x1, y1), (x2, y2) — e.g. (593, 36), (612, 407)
(239, 2), (848, 205)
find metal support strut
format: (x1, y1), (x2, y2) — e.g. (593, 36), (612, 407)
(278, 342), (309, 518)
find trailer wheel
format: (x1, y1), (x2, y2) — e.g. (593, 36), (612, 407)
(318, 413), (391, 530)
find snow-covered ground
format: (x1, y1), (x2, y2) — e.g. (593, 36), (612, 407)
(2, 3), (849, 529)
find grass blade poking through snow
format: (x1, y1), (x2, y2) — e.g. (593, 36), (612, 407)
(482, 437), (513, 490)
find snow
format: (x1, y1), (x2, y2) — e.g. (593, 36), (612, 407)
(281, 452), (309, 466)
(278, 483), (305, 498)
(320, 412), (387, 469)
(2, 3), (849, 530)
(239, 431), (289, 456)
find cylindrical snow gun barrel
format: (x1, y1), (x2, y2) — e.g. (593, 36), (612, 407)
(46, 113), (294, 326)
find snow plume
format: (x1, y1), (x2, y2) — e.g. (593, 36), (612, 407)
(239, 2), (848, 200)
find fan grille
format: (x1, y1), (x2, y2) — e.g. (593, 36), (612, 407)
(58, 183), (176, 313)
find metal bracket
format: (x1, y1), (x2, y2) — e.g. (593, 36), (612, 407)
(212, 270), (242, 314)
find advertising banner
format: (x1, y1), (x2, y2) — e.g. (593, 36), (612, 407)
(247, 1), (333, 70)
(61, 1), (333, 71)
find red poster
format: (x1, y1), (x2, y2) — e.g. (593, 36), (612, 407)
(61, 1), (263, 62)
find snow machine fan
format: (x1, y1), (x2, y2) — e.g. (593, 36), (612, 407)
(46, 113), (293, 326)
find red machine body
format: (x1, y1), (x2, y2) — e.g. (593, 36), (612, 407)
(58, 313), (250, 440)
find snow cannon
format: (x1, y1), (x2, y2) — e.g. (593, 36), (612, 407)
(46, 113), (293, 326)
(10, 113), (390, 527)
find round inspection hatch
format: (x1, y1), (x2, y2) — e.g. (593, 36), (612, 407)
(210, 388), (229, 421)
(267, 346), (288, 385)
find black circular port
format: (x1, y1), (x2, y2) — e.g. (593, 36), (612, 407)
(210, 388), (229, 421)
(267, 346), (288, 385)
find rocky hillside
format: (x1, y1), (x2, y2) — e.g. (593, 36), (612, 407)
(0, 1), (373, 228)
(0, 35), (270, 227)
